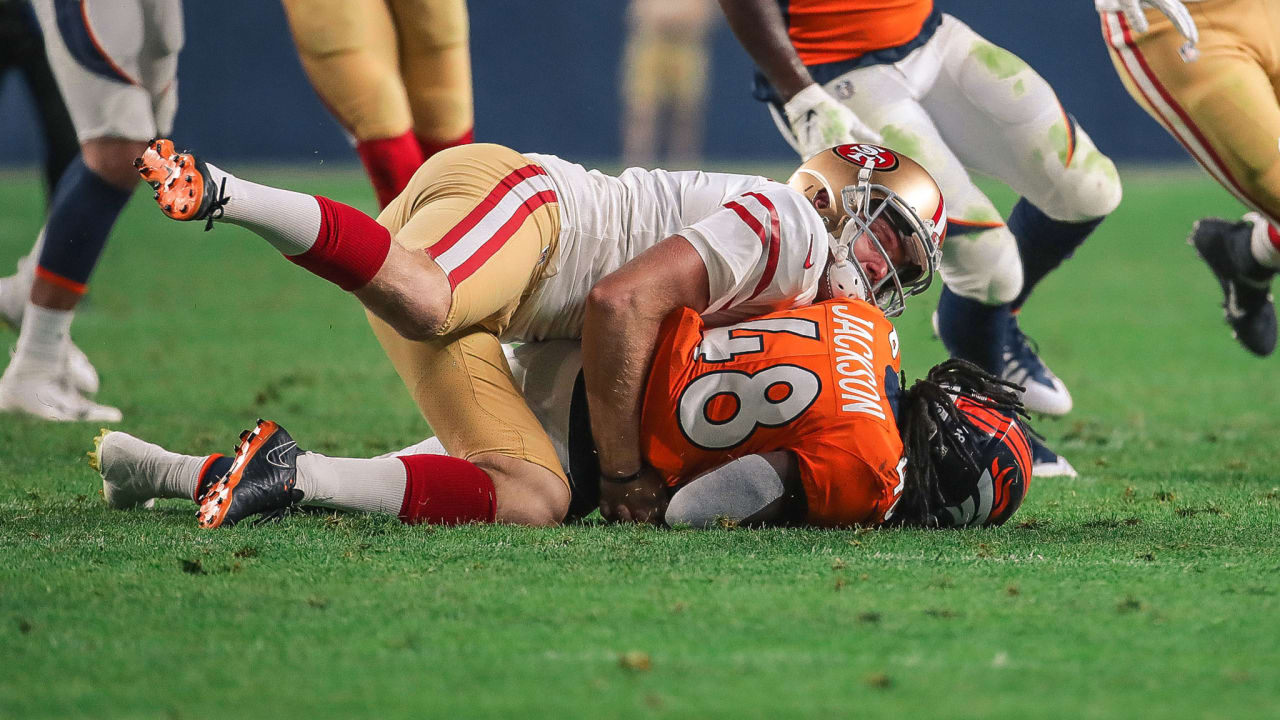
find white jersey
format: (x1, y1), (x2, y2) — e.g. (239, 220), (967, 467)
(506, 153), (829, 341)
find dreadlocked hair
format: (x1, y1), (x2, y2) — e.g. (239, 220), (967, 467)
(890, 358), (1028, 528)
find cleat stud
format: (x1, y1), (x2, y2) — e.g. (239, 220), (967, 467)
(164, 204), (173, 212)
(189, 189), (195, 197)
(180, 205), (188, 213)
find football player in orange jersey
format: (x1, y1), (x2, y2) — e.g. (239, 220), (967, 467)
(280, 0), (473, 209)
(92, 300), (1033, 529)
(717, 0), (1188, 478)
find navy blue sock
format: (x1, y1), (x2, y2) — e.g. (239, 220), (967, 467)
(1008, 198), (1104, 310)
(196, 455), (234, 500)
(936, 286), (1010, 374)
(36, 156), (133, 292)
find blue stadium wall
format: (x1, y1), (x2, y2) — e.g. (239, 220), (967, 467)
(0, 1), (1182, 166)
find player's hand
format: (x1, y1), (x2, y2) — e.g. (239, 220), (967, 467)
(599, 467), (669, 525)
(1096, 0), (1199, 61)
(783, 83), (882, 160)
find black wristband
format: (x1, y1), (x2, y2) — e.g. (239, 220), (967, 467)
(601, 470), (644, 485)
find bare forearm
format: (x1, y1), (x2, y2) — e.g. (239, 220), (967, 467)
(582, 295), (661, 478)
(717, 0), (813, 100)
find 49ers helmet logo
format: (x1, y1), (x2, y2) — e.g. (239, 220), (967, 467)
(833, 144), (900, 171)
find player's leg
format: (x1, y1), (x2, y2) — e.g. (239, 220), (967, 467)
(281, 0), (424, 208)
(666, 35), (710, 166)
(621, 27), (664, 167)
(921, 15), (1123, 417)
(93, 342), (586, 524)
(390, 0), (474, 162)
(1103, 3), (1280, 355)
(1, 0), (182, 422)
(832, 62), (1022, 381)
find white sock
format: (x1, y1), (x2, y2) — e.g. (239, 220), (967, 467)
(8, 303), (72, 377)
(204, 163), (322, 257)
(158, 454), (210, 501)
(1246, 213), (1280, 270)
(374, 436), (448, 459)
(295, 453), (408, 516)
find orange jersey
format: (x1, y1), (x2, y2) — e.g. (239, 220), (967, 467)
(784, 0), (934, 65)
(641, 299), (906, 527)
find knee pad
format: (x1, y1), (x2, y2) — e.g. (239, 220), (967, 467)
(1033, 124), (1123, 221)
(938, 225), (1024, 305)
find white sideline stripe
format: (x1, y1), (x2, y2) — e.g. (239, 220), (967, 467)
(432, 173), (556, 274)
(1102, 12), (1269, 220)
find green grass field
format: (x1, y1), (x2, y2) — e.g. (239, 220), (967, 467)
(1, 164), (1278, 719)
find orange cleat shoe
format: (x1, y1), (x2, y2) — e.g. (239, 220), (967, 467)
(197, 419), (303, 529)
(134, 139), (227, 230)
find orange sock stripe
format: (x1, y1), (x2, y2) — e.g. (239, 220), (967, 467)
(34, 267), (87, 296)
(947, 218), (1005, 229)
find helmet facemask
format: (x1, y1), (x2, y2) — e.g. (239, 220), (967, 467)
(830, 162), (941, 317)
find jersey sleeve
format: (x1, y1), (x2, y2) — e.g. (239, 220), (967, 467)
(792, 440), (902, 528)
(680, 184), (824, 316)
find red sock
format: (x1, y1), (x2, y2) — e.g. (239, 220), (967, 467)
(287, 196), (392, 290)
(417, 127), (473, 162)
(1267, 223), (1280, 251)
(397, 454), (497, 525)
(356, 131), (426, 209)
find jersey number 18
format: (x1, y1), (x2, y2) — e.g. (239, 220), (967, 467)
(677, 318), (823, 450)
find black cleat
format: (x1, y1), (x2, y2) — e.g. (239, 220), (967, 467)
(197, 419), (303, 529)
(1190, 217), (1277, 356)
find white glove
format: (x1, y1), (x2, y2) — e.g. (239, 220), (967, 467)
(782, 83), (882, 160)
(1096, 0), (1200, 61)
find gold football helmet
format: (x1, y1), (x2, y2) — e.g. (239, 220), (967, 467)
(787, 144), (946, 316)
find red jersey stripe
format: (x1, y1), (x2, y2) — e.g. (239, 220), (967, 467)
(428, 164), (548, 259)
(445, 189), (557, 287)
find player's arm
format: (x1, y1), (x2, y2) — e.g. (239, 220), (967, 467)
(665, 451), (803, 528)
(582, 235), (710, 522)
(716, 0), (881, 153)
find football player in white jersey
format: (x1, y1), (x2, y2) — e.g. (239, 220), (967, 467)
(132, 139), (943, 527)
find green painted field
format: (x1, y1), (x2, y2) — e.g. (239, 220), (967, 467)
(1, 165), (1277, 718)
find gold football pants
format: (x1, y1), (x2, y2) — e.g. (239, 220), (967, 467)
(1102, 0), (1280, 222)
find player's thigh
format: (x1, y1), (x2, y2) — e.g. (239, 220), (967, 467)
(30, 0), (173, 142)
(505, 340), (583, 472)
(137, 0), (182, 135)
(390, 0), (473, 142)
(923, 15), (1121, 221)
(836, 66), (1022, 302)
(365, 319), (570, 521)
(1104, 4), (1280, 221)
(280, 0), (410, 140)
(376, 143), (560, 333)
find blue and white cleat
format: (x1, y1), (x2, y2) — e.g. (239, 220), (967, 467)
(1001, 315), (1072, 416)
(1028, 433), (1077, 479)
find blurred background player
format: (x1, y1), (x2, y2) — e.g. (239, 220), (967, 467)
(620, 0), (715, 168)
(0, 0), (184, 422)
(281, 0), (474, 209)
(0, 0), (77, 202)
(0, 0), (79, 340)
(1098, 0), (1280, 357)
(716, 0), (1144, 476)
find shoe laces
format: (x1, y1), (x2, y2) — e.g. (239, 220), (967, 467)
(1004, 320), (1052, 383)
(204, 176), (230, 232)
